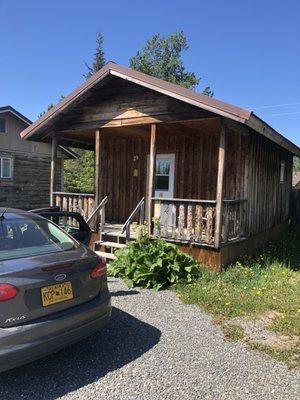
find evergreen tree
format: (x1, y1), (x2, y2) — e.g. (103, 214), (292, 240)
(130, 31), (213, 95)
(63, 32), (105, 194)
(84, 32), (106, 79)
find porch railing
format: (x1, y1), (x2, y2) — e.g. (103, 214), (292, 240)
(153, 197), (247, 246)
(86, 196), (108, 233)
(152, 198), (217, 245)
(53, 192), (95, 221)
(122, 197), (145, 242)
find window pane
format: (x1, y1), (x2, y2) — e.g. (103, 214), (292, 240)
(2, 158), (11, 178)
(0, 218), (75, 261)
(156, 160), (170, 175)
(0, 118), (6, 133)
(155, 175), (169, 190)
(57, 216), (80, 234)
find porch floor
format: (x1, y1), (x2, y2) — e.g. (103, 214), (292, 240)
(101, 223), (139, 240)
(100, 223), (247, 246)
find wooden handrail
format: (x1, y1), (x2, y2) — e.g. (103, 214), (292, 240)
(86, 196), (108, 225)
(152, 197), (216, 204)
(122, 197), (145, 241)
(53, 192), (95, 221)
(53, 191), (95, 197)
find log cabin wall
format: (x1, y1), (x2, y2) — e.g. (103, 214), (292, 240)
(245, 131), (293, 236)
(100, 121), (247, 223)
(0, 152), (62, 210)
(223, 128), (248, 200)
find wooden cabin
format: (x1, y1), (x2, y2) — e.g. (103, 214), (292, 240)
(20, 62), (300, 270)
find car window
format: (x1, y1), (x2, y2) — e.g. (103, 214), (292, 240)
(57, 216), (80, 234)
(0, 217), (76, 261)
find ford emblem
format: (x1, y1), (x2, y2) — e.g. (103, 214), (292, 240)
(54, 273), (67, 282)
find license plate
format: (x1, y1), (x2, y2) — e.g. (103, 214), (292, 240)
(41, 282), (73, 307)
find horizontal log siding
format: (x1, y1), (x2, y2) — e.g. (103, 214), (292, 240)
(0, 153), (62, 210)
(245, 132), (292, 236)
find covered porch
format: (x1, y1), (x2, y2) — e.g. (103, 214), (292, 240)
(50, 117), (248, 249)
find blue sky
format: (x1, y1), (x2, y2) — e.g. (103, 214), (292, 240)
(0, 0), (299, 145)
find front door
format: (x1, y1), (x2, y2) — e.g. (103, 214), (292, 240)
(146, 153), (175, 223)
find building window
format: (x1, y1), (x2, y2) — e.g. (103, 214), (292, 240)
(0, 118), (6, 133)
(280, 161), (285, 184)
(0, 157), (13, 179)
(155, 159), (170, 191)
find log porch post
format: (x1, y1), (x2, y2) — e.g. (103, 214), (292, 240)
(147, 123), (157, 234)
(50, 135), (58, 207)
(94, 129), (101, 206)
(214, 121), (226, 248)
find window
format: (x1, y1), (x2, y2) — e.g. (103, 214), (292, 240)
(0, 118), (6, 133)
(0, 217), (76, 261)
(280, 161), (285, 184)
(0, 157), (13, 179)
(155, 159), (170, 191)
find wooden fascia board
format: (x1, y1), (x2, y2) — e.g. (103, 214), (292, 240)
(246, 114), (300, 156)
(0, 109), (31, 126)
(21, 70), (111, 139)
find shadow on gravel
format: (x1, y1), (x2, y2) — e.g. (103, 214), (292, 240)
(0, 307), (161, 400)
(111, 290), (140, 297)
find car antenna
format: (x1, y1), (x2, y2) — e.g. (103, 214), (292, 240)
(0, 208), (7, 220)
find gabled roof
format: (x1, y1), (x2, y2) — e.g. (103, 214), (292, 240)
(20, 62), (300, 157)
(0, 105), (32, 125)
(0, 105), (78, 159)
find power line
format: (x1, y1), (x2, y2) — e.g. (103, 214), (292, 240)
(248, 102), (300, 110)
(260, 111), (300, 117)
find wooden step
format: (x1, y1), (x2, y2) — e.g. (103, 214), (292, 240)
(96, 241), (126, 249)
(94, 251), (116, 260)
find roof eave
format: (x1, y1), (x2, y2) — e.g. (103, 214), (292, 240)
(19, 62), (299, 157)
(0, 106), (32, 125)
(246, 114), (300, 157)
(20, 65), (112, 140)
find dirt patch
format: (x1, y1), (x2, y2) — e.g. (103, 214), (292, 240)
(226, 311), (299, 352)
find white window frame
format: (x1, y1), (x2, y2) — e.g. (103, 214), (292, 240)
(0, 157), (13, 179)
(280, 161), (285, 184)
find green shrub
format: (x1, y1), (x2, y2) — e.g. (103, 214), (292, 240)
(109, 229), (199, 291)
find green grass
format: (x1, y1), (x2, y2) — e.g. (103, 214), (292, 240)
(221, 324), (245, 341)
(175, 230), (300, 366)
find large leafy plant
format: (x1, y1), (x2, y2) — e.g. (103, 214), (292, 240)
(109, 228), (199, 290)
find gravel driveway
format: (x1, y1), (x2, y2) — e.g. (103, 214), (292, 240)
(0, 278), (299, 400)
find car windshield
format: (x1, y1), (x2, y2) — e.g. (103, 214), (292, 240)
(0, 216), (76, 261)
